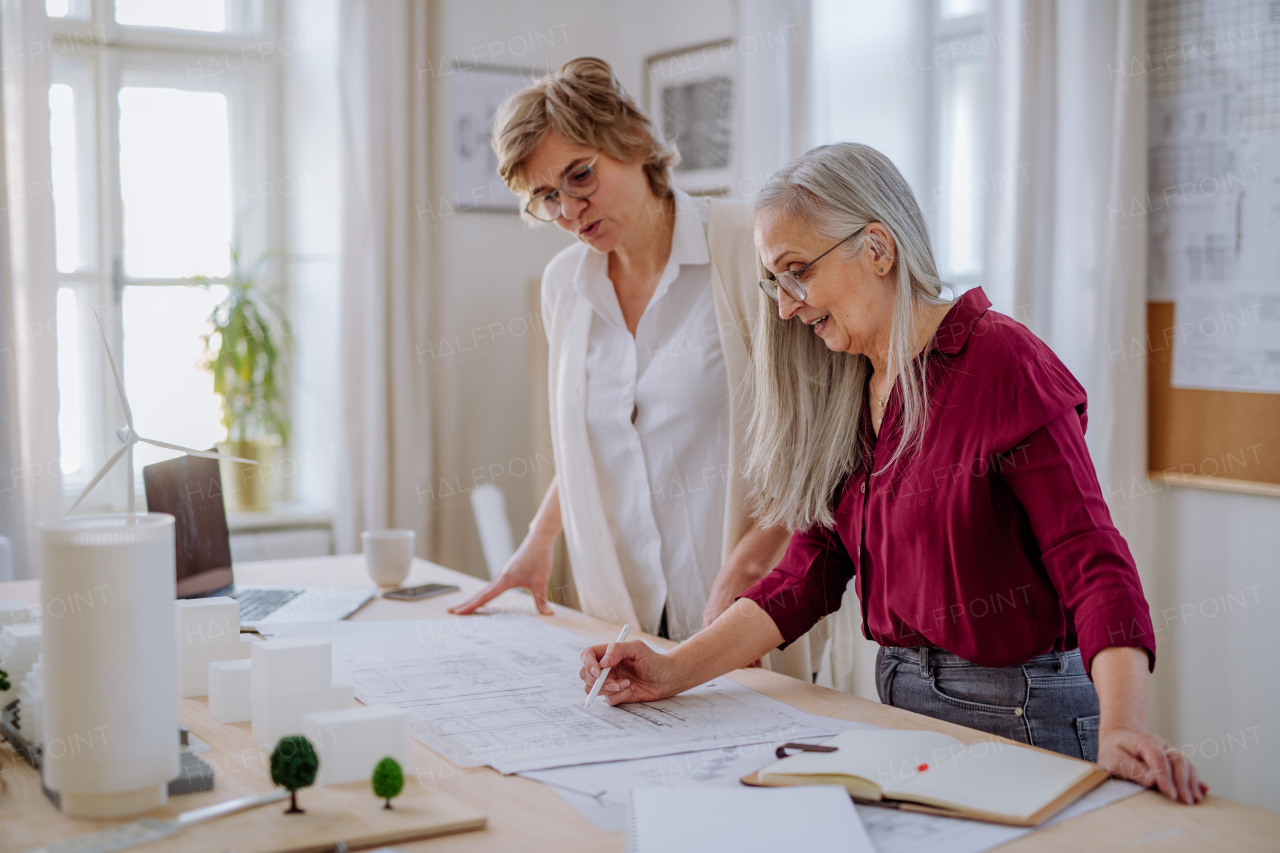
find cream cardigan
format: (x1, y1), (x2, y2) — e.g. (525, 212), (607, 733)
(541, 198), (824, 680)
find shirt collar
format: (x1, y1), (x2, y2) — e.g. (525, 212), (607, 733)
(931, 286), (991, 355)
(571, 189), (709, 324)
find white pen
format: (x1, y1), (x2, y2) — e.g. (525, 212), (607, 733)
(584, 623), (630, 708)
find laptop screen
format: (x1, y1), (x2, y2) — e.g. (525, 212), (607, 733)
(143, 454), (234, 598)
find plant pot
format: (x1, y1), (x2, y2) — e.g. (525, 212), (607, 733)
(218, 439), (275, 512)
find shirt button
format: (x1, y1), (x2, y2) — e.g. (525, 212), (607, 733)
(860, 482), (866, 494)
(1014, 707), (1024, 716)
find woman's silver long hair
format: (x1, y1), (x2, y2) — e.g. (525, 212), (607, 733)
(746, 143), (949, 532)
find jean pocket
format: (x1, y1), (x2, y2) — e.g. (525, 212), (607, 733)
(927, 671), (1026, 717)
(1076, 714), (1101, 762)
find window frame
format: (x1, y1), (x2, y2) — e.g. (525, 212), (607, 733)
(925, 0), (987, 294)
(48, 0), (284, 511)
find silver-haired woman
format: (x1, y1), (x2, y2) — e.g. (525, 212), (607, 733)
(450, 58), (821, 676)
(578, 143), (1206, 804)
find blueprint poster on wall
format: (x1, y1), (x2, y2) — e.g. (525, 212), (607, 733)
(1145, 2), (1280, 395)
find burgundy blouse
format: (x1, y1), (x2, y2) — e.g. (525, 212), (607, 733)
(741, 288), (1155, 677)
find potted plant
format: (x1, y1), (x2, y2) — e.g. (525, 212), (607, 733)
(195, 239), (289, 512)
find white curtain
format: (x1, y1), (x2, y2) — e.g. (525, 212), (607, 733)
(335, 0), (432, 556)
(0, 0), (60, 580)
(984, 0), (1149, 556)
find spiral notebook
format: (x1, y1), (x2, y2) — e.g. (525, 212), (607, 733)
(625, 786), (874, 853)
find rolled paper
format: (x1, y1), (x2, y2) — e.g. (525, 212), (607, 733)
(39, 514), (180, 818)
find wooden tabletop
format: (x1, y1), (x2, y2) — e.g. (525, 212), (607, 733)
(2, 555), (1277, 852)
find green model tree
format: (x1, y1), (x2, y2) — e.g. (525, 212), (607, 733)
(270, 736), (319, 814)
(0, 668), (9, 692)
(371, 756), (404, 809)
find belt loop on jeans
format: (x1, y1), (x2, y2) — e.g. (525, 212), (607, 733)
(918, 646), (931, 679)
(1055, 649), (1067, 674)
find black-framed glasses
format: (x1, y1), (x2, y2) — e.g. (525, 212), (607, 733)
(524, 152), (601, 222)
(758, 225), (868, 303)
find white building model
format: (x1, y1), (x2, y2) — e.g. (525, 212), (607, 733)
(251, 636), (353, 747)
(175, 598), (255, 698)
(208, 659), (252, 724)
(302, 705), (412, 785)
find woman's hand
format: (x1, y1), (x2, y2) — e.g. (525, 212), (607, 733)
(448, 535), (555, 616)
(1098, 727), (1207, 804)
(1091, 646), (1207, 805)
(579, 640), (679, 706)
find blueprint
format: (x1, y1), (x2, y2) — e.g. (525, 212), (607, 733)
(260, 617), (842, 774)
(1145, 0), (1280, 393)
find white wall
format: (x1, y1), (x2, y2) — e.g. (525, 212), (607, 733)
(1143, 489), (1279, 811)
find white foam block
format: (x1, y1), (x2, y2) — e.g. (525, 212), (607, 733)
(209, 659), (253, 723)
(0, 599), (36, 628)
(175, 597), (240, 648)
(180, 634), (254, 698)
(303, 705), (411, 785)
(251, 636), (332, 695)
(251, 637), (343, 746)
(252, 684), (352, 746)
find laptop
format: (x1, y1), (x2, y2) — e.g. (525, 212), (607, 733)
(143, 454), (375, 630)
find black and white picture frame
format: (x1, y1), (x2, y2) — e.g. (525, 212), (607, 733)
(645, 41), (740, 195)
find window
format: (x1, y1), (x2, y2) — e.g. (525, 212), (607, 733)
(48, 2), (278, 510)
(930, 0), (987, 291)
(809, 0), (987, 293)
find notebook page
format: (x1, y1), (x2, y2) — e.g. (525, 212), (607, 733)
(628, 786), (874, 853)
(887, 739), (1094, 820)
(762, 729), (965, 791)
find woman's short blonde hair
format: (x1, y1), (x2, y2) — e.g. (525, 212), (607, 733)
(490, 57), (678, 204)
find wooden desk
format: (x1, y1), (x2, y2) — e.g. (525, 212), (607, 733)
(2, 555), (1277, 852)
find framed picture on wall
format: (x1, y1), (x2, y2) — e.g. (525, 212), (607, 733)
(448, 66), (534, 211)
(645, 41), (740, 195)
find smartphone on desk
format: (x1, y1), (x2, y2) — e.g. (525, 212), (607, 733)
(383, 583), (460, 601)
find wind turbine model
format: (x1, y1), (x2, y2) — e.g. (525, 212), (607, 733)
(65, 309), (258, 520)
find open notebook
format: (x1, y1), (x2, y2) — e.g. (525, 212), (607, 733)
(742, 729), (1109, 827)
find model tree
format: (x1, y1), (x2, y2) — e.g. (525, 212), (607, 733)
(0, 668), (9, 692)
(371, 756), (404, 809)
(270, 735), (319, 814)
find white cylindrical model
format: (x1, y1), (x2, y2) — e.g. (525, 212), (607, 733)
(39, 514), (179, 818)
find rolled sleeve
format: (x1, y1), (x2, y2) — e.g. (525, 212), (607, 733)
(998, 410), (1156, 677)
(739, 522), (854, 649)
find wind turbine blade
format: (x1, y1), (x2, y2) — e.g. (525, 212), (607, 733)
(136, 437), (261, 465)
(64, 441), (132, 517)
(94, 307), (134, 431)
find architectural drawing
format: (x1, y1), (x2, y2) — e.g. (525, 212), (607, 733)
(261, 616), (840, 774)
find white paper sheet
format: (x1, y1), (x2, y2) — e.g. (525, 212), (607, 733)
(521, 717), (876, 832)
(260, 617), (843, 774)
(1145, 18), (1280, 393)
(628, 786), (875, 853)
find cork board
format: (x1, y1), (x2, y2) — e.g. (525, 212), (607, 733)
(1147, 302), (1280, 497)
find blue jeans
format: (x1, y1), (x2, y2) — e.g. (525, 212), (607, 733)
(876, 646), (1101, 761)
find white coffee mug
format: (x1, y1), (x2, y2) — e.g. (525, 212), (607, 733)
(362, 529), (414, 588)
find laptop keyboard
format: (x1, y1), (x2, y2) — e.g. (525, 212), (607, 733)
(229, 588), (304, 622)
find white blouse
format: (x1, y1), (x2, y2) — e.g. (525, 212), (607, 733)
(577, 192), (728, 641)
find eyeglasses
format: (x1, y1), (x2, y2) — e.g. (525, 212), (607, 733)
(758, 225), (868, 304)
(524, 153), (601, 222)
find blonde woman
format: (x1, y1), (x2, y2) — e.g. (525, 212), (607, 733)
(450, 58), (820, 673)
(578, 143), (1206, 805)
